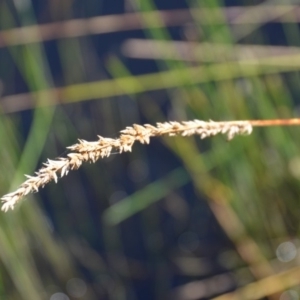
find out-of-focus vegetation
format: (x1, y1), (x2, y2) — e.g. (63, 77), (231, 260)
(1, 0), (300, 299)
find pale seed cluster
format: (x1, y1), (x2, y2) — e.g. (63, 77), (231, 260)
(1, 120), (252, 212)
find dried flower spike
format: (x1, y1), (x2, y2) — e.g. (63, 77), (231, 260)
(1, 119), (253, 212)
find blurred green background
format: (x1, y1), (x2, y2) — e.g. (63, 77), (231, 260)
(1, 0), (300, 299)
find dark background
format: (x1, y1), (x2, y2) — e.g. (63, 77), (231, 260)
(1, 1), (300, 300)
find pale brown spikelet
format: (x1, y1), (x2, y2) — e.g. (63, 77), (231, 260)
(1, 119), (252, 212)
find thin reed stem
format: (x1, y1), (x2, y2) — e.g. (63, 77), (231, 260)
(0, 5), (298, 48)
(249, 118), (300, 126)
(1, 118), (298, 212)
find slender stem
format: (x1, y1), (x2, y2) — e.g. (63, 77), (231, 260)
(0, 5), (298, 48)
(248, 118), (300, 127)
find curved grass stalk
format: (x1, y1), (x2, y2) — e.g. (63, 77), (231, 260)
(3, 117), (299, 212)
